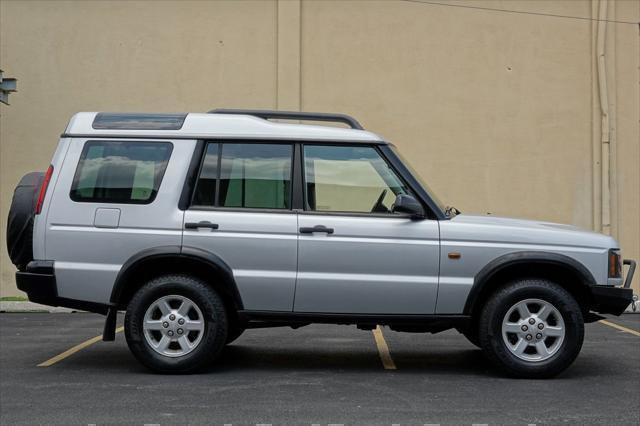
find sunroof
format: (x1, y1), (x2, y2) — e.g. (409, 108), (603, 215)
(92, 113), (187, 130)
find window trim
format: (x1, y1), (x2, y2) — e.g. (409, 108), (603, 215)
(187, 141), (221, 208)
(188, 140), (296, 212)
(185, 206), (298, 215)
(69, 140), (173, 205)
(178, 140), (206, 210)
(181, 139), (445, 219)
(300, 142), (423, 218)
(379, 144), (445, 220)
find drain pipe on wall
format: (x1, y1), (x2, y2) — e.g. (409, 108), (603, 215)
(596, 0), (611, 236)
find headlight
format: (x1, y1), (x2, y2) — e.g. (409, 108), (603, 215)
(608, 249), (622, 278)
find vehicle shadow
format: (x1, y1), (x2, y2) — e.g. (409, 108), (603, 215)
(214, 344), (500, 377)
(218, 342), (605, 379)
(65, 340), (497, 376)
(60, 336), (603, 379)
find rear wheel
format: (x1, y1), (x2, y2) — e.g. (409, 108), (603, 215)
(478, 278), (584, 378)
(124, 274), (228, 373)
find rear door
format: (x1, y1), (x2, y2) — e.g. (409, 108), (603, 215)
(294, 144), (440, 314)
(182, 142), (298, 311)
(45, 138), (190, 304)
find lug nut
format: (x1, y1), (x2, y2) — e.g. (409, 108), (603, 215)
(529, 318), (535, 325)
(162, 322), (169, 328)
(526, 334), (532, 341)
(536, 333), (543, 339)
(178, 318), (185, 325)
(177, 328), (183, 335)
(169, 314), (176, 321)
(538, 323), (544, 330)
(521, 325), (528, 331)
(167, 330), (174, 337)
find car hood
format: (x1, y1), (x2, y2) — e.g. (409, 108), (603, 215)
(443, 214), (618, 250)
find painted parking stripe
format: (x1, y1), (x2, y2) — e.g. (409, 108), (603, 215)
(372, 325), (397, 370)
(38, 326), (124, 367)
(599, 320), (640, 337)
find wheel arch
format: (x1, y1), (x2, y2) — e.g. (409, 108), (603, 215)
(463, 251), (596, 318)
(110, 245), (244, 312)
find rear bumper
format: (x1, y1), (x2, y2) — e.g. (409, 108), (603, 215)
(15, 261), (58, 304)
(589, 258), (636, 316)
(16, 261), (109, 314)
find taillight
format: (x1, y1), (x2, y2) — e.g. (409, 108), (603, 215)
(35, 165), (54, 215)
(608, 249), (622, 278)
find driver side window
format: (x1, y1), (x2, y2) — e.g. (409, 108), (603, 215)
(304, 145), (410, 214)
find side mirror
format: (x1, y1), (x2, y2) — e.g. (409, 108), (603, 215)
(392, 194), (425, 219)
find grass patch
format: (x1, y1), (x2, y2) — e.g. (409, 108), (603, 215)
(0, 296), (28, 302)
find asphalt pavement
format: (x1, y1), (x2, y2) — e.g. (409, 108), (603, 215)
(0, 312), (638, 425)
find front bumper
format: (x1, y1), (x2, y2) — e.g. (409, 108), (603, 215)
(16, 261), (109, 314)
(589, 259), (636, 316)
(589, 286), (634, 315)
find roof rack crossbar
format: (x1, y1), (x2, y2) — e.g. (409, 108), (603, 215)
(208, 109), (364, 130)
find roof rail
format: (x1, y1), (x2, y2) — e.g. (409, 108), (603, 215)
(209, 108), (364, 130)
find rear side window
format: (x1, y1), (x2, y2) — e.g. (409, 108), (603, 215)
(70, 141), (173, 204)
(192, 143), (292, 209)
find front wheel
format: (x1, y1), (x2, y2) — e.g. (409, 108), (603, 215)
(478, 278), (584, 378)
(124, 274), (228, 373)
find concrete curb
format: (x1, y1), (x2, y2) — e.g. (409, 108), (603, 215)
(0, 301), (75, 313)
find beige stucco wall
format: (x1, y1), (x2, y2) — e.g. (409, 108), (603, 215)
(1, 0), (638, 297)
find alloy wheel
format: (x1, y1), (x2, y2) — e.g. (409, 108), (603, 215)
(501, 298), (565, 362)
(142, 295), (206, 357)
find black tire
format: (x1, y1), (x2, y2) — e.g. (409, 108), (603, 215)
(124, 274), (228, 373)
(225, 325), (245, 345)
(478, 278), (584, 378)
(6, 172), (43, 270)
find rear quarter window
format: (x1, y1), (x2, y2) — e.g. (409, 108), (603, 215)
(70, 141), (173, 204)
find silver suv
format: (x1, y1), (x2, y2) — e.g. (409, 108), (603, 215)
(7, 110), (635, 377)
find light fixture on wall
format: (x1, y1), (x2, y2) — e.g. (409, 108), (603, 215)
(0, 70), (17, 105)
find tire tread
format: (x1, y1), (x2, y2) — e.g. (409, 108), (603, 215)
(124, 274), (228, 373)
(478, 278), (584, 378)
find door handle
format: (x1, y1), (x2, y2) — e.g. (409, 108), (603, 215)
(299, 225), (334, 234)
(185, 221), (219, 230)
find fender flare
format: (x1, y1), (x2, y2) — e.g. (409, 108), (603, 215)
(109, 245), (244, 310)
(463, 251), (597, 315)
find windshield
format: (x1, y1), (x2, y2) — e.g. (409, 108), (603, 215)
(390, 145), (447, 213)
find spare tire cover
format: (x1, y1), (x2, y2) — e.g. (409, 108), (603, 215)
(6, 172), (44, 271)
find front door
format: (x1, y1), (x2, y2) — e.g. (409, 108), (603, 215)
(182, 142), (298, 312)
(294, 144), (440, 314)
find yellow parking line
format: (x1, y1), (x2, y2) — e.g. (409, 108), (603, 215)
(372, 325), (397, 370)
(38, 326), (124, 367)
(599, 320), (640, 337)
